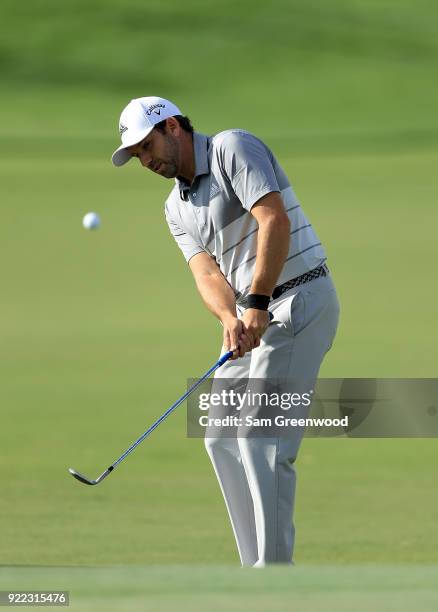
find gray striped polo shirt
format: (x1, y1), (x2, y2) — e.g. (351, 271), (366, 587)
(164, 130), (327, 301)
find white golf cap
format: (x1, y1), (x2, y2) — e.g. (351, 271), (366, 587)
(111, 96), (183, 167)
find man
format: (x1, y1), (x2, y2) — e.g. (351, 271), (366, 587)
(112, 96), (340, 566)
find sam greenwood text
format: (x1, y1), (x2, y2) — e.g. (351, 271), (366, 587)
(199, 415), (349, 428)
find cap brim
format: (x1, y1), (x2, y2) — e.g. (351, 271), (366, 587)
(111, 127), (153, 167)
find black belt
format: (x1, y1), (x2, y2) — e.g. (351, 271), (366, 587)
(271, 264), (329, 301)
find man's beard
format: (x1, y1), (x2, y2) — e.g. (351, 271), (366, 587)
(159, 161), (178, 178)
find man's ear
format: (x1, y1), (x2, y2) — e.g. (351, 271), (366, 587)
(166, 116), (180, 136)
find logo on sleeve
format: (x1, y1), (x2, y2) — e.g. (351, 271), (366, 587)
(119, 123), (128, 136)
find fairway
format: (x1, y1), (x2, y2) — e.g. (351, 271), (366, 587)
(1, 0), (437, 607)
(1, 565), (438, 612)
(1, 151), (437, 567)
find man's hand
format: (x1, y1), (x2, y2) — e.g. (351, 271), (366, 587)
(222, 315), (252, 359)
(241, 308), (270, 352)
(222, 310), (271, 359)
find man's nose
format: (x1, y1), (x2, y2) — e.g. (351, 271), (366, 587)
(138, 151), (152, 168)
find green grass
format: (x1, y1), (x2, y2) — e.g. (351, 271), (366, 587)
(1, 565), (438, 611)
(2, 0), (438, 156)
(1, 150), (437, 567)
(0, 2), (437, 606)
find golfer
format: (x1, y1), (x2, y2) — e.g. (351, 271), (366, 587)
(112, 96), (340, 566)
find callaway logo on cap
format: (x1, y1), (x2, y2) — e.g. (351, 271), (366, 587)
(111, 96), (182, 167)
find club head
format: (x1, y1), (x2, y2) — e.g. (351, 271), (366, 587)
(68, 466), (113, 486)
(68, 468), (97, 485)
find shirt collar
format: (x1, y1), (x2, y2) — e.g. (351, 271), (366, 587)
(176, 132), (210, 200)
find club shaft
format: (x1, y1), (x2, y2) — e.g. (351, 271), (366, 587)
(109, 351), (232, 471)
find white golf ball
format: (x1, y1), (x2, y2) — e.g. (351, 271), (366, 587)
(82, 212), (101, 230)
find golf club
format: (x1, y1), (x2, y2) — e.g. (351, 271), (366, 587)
(68, 350), (233, 485)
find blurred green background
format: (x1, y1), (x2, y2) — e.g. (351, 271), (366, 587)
(1, 0), (437, 609)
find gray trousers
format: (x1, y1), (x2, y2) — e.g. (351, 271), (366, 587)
(205, 274), (340, 566)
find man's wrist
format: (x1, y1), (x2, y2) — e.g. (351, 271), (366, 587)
(219, 310), (238, 325)
(247, 294), (271, 311)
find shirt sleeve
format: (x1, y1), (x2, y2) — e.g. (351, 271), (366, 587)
(165, 203), (205, 264)
(220, 131), (280, 211)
